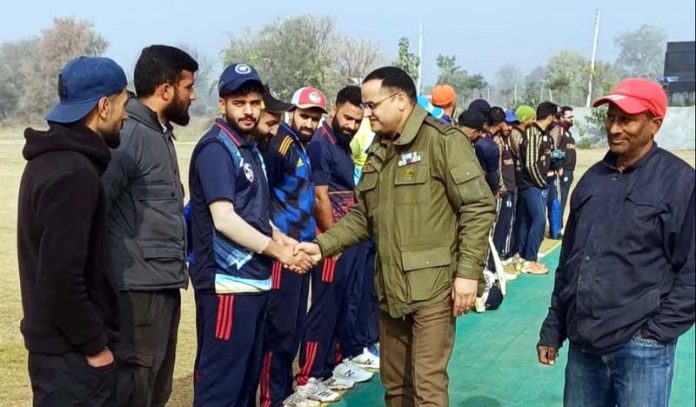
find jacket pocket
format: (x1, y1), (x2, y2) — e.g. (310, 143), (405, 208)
(131, 181), (184, 243)
(402, 246), (452, 301)
(357, 170), (379, 211)
(394, 164), (429, 204)
(449, 162), (487, 203)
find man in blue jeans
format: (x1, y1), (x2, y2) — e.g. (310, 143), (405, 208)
(538, 78), (695, 407)
(514, 101), (557, 275)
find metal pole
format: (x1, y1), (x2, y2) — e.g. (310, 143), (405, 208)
(586, 8), (601, 107)
(514, 84), (518, 105)
(416, 23), (423, 94)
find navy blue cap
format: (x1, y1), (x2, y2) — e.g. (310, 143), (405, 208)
(468, 99), (491, 115)
(218, 63), (263, 95)
(504, 108), (519, 124)
(46, 57), (127, 124)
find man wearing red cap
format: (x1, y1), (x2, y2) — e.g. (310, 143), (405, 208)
(538, 78), (695, 407)
(431, 84), (457, 124)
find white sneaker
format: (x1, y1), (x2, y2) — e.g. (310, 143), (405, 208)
(322, 376), (355, 390)
(296, 378), (341, 403)
(332, 360), (373, 383)
(350, 347), (380, 370)
(282, 391), (321, 407)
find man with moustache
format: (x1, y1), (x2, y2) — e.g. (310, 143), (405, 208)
(538, 78), (694, 407)
(260, 87), (347, 404)
(255, 86), (293, 151)
(189, 63), (312, 406)
(296, 67), (496, 406)
(556, 106), (577, 235)
(18, 56), (128, 406)
(101, 45), (198, 407)
(288, 86), (377, 406)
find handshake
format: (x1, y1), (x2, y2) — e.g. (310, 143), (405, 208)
(270, 230), (323, 274)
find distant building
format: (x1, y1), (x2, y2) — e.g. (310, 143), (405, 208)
(662, 41), (695, 106)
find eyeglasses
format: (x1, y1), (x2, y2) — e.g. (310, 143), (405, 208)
(360, 92), (400, 111)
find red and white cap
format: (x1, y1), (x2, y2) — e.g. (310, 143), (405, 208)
(593, 78), (667, 118)
(291, 87), (328, 113)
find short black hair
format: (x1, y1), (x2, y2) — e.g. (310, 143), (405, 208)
(488, 106), (506, 126)
(134, 45), (199, 97)
(220, 81), (264, 99)
(335, 85), (362, 108)
(560, 106), (573, 115)
(536, 101), (558, 121)
(363, 66), (417, 103)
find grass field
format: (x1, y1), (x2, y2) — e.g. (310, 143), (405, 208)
(0, 123), (693, 405)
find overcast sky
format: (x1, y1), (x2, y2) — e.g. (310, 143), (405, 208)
(2, 0), (694, 86)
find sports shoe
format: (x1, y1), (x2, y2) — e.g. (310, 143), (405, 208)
(333, 360), (373, 383)
(368, 343), (380, 357)
(350, 347), (380, 370)
(322, 376), (355, 391)
(282, 391), (321, 407)
(296, 378), (340, 403)
(521, 261), (548, 275)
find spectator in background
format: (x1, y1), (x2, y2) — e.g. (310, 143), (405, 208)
(514, 101), (557, 275)
(469, 98), (492, 122)
(556, 106), (577, 235)
(431, 84), (457, 124)
(493, 109), (520, 275)
(475, 107), (506, 195)
(458, 109), (486, 143)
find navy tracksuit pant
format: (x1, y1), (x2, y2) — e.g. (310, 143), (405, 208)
(193, 292), (268, 407)
(258, 262), (310, 407)
(296, 240), (378, 386)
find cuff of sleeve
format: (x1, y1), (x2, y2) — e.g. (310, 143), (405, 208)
(315, 234), (340, 258)
(456, 262), (483, 281)
(79, 331), (108, 357)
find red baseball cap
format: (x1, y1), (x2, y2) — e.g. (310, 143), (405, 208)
(593, 78), (667, 118)
(291, 87), (328, 113)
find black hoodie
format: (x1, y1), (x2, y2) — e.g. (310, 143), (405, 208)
(17, 123), (118, 356)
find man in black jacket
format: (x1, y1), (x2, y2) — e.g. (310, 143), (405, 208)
(538, 78), (695, 407)
(101, 45), (198, 407)
(17, 56), (128, 406)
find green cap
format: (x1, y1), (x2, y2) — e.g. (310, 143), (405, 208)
(515, 105), (536, 123)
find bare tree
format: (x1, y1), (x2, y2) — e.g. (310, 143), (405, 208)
(495, 63), (522, 106)
(332, 36), (382, 85)
(18, 17), (108, 119)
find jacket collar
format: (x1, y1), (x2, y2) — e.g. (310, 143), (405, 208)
(602, 142), (659, 173)
(126, 98), (173, 135)
(394, 104), (428, 147)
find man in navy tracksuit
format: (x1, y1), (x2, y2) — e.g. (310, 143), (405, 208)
(189, 64), (311, 407)
(259, 87), (329, 405)
(300, 86), (379, 387)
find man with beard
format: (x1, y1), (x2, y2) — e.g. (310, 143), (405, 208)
(189, 63), (312, 406)
(287, 87), (378, 406)
(101, 45), (198, 407)
(259, 87), (345, 405)
(255, 86), (293, 151)
(556, 106), (576, 235)
(18, 57), (128, 406)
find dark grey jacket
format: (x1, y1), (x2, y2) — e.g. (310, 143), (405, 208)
(102, 98), (188, 291)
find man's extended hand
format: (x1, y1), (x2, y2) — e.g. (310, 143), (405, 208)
(452, 277), (478, 317)
(537, 345), (558, 366)
(277, 245), (314, 274)
(293, 242), (323, 264)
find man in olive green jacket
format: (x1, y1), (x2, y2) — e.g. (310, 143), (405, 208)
(296, 67), (496, 407)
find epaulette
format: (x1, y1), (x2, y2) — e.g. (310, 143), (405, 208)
(278, 135), (295, 157)
(423, 115), (456, 135)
